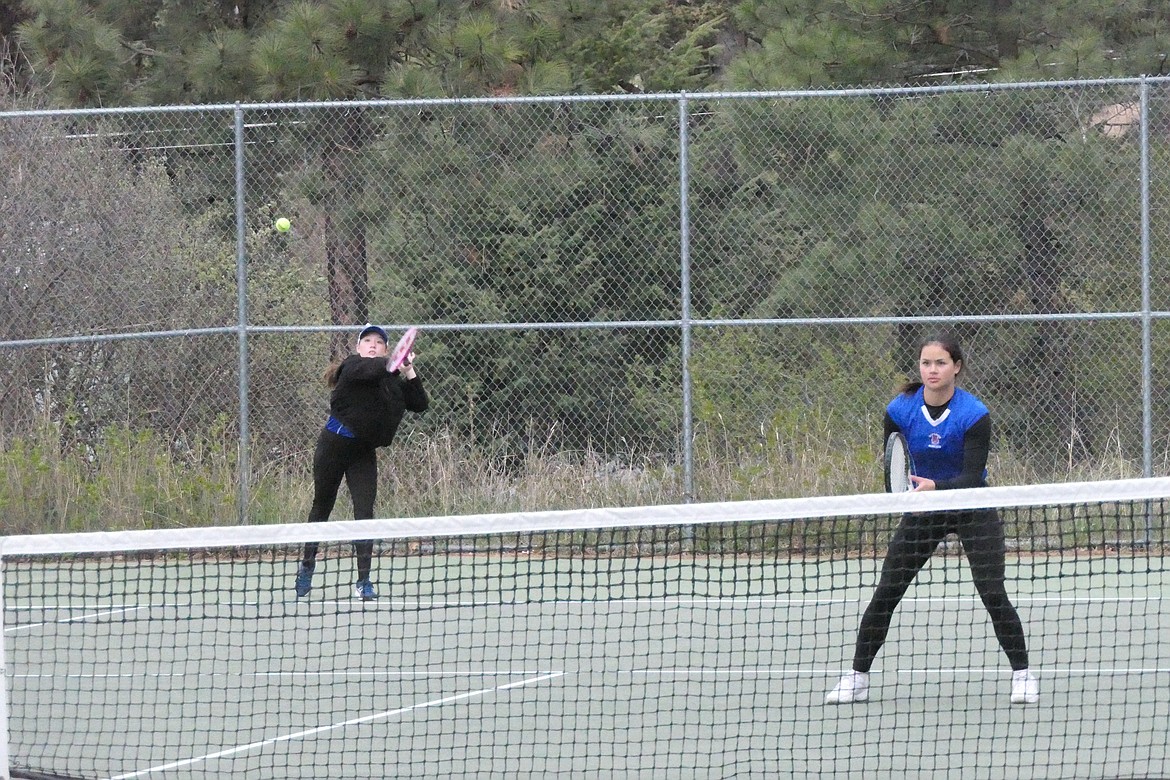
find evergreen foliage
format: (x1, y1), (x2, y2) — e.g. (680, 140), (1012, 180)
(2, 2), (1168, 530)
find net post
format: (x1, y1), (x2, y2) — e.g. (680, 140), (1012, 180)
(0, 555), (11, 780)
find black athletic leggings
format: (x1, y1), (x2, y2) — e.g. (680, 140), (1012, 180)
(300, 430), (377, 581)
(851, 508), (1029, 673)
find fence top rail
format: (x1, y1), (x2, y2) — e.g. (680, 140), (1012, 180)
(3, 311), (1165, 351)
(4, 75), (1169, 120)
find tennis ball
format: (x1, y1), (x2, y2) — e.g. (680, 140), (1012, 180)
(274, 217), (291, 233)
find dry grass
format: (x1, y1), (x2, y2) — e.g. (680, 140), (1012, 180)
(0, 420), (1157, 534)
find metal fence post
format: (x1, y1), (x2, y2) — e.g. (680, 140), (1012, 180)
(0, 555), (10, 780)
(679, 93), (694, 504)
(235, 105), (251, 525)
(1140, 77), (1154, 543)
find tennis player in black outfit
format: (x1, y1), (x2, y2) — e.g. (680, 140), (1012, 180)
(826, 334), (1039, 705)
(294, 325), (429, 600)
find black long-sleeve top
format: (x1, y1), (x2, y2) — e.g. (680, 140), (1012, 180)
(329, 355), (429, 447)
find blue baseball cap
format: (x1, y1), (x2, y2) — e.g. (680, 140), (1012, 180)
(357, 324), (388, 344)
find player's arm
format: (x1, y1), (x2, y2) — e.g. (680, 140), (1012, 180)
(340, 355), (393, 382)
(401, 375), (428, 413)
(933, 413), (992, 490)
(397, 355), (429, 413)
(883, 412), (899, 446)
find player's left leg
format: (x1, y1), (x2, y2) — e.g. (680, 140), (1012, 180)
(959, 509), (1038, 704)
(346, 447), (379, 600)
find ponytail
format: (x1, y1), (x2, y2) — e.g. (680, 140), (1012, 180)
(323, 359), (343, 388)
(898, 379), (924, 396)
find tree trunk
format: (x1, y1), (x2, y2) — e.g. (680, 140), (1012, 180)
(324, 211), (370, 360)
(989, 0), (1018, 62)
(1017, 207), (1090, 461)
(322, 113), (372, 360)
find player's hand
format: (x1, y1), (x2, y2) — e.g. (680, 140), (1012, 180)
(401, 352), (417, 379)
(909, 475), (936, 492)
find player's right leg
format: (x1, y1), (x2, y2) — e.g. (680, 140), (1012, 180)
(827, 513), (944, 703)
(294, 431), (351, 597)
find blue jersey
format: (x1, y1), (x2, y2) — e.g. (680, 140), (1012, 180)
(886, 387), (989, 484)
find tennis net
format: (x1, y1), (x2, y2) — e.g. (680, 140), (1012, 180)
(2, 478), (1169, 779)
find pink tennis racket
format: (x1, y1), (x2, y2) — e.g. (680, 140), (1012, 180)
(386, 327), (418, 373)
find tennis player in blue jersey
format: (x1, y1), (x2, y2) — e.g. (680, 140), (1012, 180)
(826, 334), (1039, 705)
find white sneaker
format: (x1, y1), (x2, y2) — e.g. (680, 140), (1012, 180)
(826, 671), (870, 704)
(1011, 670), (1039, 704)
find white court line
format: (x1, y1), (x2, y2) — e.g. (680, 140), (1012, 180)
(4, 594), (1161, 633)
(4, 605), (149, 633)
(3, 593), (1162, 614)
(102, 670), (565, 780)
(11, 669), (559, 680)
(3, 593), (1160, 633)
(4, 603), (153, 611)
(319, 595), (1165, 606)
(630, 667), (1170, 677)
(14, 665), (1170, 682)
(253, 669), (561, 678)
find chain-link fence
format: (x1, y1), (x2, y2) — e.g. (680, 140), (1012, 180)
(3, 77), (1169, 531)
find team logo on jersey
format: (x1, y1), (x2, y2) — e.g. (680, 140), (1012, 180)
(928, 432), (942, 449)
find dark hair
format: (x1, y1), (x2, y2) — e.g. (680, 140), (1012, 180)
(323, 359), (344, 388)
(898, 332), (964, 395)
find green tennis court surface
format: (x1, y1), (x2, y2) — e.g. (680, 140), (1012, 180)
(5, 552), (1167, 779)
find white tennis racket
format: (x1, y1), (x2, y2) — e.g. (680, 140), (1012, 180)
(884, 432), (914, 493)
